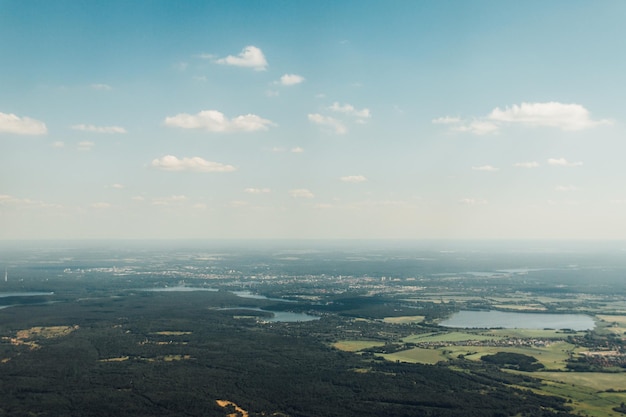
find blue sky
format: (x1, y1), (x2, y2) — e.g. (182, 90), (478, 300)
(1, 0), (625, 240)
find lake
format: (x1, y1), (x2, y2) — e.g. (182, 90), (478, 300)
(219, 307), (319, 323)
(440, 310), (594, 331)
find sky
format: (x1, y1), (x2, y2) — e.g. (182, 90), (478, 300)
(1, 0), (626, 240)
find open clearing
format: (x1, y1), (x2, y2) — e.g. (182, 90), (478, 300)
(381, 347), (444, 364)
(526, 372), (626, 417)
(332, 340), (385, 352)
(596, 315), (626, 337)
(402, 331), (502, 343)
(383, 315), (425, 324)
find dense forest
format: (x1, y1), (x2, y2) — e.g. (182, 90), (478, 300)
(0, 289), (576, 417)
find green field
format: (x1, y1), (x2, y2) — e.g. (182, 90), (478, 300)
(487, 328), (585, 339)
(402, 331), (501, 343)
(382, 315), (425, 324)
(596, 314), (626, 337)
(528, 372), (626, 417)
(380, 347), (444, 364)
(380, 341), (577, 370)
(332, 340), (385, 352)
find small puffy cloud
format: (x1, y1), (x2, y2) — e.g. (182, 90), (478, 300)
(453, 120), (499, 135)
(77, 141), (95, 151)
(548, 158), (583, 167)
(556, 185), (578, 192)
(0, 112), (47, 135)
(308, 113), (347, 134)
(91, 202), (112, 209)
(132, 196), (145, 202)
(279, 74), (305, 86)
(195, 53), (215, 60)
(51, 141), (65, 148)
(216, 45), (268, 71)
(174, 61), (188, 71)
(289, 188), (314, 199)
(90, 83), (112, 91)
(291, 147), (304, 153)
(244, 188), (271, 194)
(165, 110), (275, 133)
(340, 175), (367, 183)
(266, 89), (280, 97)
(514, 161), (539, 168)
(432, 116), (461, 124)
(472, 165), (499, 172)
(488, 102), (611, 131)
(329, 102), (370, 118)
(110, 184), (124, 189)
(151, 155), (236, 173)
(435, 102), (610, 135)
(459, 198), (488, 205)
(229, 200), (249, 208)
(71, 124), (127, 134)
(152, 195), (187, 206)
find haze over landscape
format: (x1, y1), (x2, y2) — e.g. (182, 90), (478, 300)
(1, 1), (626, 240)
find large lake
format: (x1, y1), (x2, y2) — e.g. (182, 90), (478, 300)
(441, 310), (594, 331)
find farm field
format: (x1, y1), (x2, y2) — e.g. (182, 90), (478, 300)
(332, 340), (385, 352)
(527, 372), (626, 417)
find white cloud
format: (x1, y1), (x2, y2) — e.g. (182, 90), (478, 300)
(289, 189), (314, 199)
(216, 45), (268, 71)
(244, 188), (271, 194)
(514, 161), (539, 168)
(548, 158), (583, 167)
(151, 155), (236, 173)
(0, 195), (62, 209)
(555, 185), (578, 192)
(488, 102), (611, 131)
(152, 195), (187, 206)
(459, 198), (488, 205)
(71, 124), (127, 134)
(51, 141), (65, 148)
(432, 116), (461, 124)
(472, 165), (499, 172)
(110, 184), (124, 189)
(308, 113), (347, 134)
(90, 83), (112, 91)
(132, 196), (145, 202)
(435, 102), (610, 135)
(453, 120), (499, 135)
(174, 61), (188, 71)
(340, 175), (367, 183)
(77, 141), (95, 151)
(0, 112), (47, 135)
(265, 89), (280, 97)
(279, 74), (305, 86)
(91, 202), (112, 209)
(291, 147), (304, 153)
(165, 110), (275, 133)
(329, 102), (371, 118)
(229, 200), (249, 208)
(195, 53), (215, 60)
